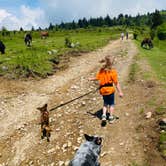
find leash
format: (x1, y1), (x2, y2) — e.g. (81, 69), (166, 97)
(49, 88), (98, 112)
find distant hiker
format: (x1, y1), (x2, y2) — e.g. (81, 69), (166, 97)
(126, 32), (128, 40)
(89, 55), (123, 125)
(121, 32), (124, 40)
(0, 40), (5, 54)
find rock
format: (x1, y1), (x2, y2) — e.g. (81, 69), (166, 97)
(2, 66), (8, 71)
(67, 141), (72, 147)
(119, 142), (124, 146)
(145, 112), (152, 119)
(73, 146), (79, 151)
(58, 161), (64, 166)
(101, 152), (107, 157)
(47, 51), (52, 55)
(47, 148), (55, 154)
(71, 85), (79, 90)
(125, 113), (129, 116)
(81, 101), (86, 106)
(65, 160), (70, 166)
(77, 137), (82, 143)
(50, 163), (55, 166)
(92, 97), (96, 101)
(29, 160), (34, 165)
(62, 143), (68, 149)
(55, 145), (60, 150)
(56, 128), (60, 131)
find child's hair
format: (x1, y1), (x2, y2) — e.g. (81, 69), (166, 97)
(100, 55), (114, 70)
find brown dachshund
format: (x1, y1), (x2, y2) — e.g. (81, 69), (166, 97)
(37, 104), (51, 142)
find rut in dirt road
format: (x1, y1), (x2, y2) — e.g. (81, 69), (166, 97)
(0, 38), (157, 166)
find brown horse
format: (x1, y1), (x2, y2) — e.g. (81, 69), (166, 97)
(141, 38), (153, 49)
(40, 31), (49, 39)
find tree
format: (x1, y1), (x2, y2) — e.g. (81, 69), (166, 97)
(71, 20), (77, 29)
(31, 26), (35, 31)
(48, 23), (54, 30)
(104, 15), (112, 26)
(20, 27), (24, 31)
(151, 10), (163, 29)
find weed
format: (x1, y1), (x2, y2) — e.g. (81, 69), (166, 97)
(128, 63), (139, 82)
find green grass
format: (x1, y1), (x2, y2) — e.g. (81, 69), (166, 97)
(134, 37), (166, 85)
(0, 27), (122, 78)
(128, 62), (139, 82)
(134, 31), (166, 160)
(159, 132), (166, 158)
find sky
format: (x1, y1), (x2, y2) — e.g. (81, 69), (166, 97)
(0, 0), (166, 30)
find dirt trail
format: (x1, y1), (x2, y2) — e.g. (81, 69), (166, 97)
(0, 38), (165, 166)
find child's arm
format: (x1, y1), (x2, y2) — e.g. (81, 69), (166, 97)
(88, 77), (98, 81)
(115, 82), (123, 97)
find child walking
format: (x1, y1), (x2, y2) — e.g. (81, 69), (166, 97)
(89, 55), (123, 125)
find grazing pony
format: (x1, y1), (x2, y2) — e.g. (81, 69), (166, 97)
(37, 104), (51, 142)
(24, 33), (32, 47)
(69, 134), (102, 166)
(40, 31), (49, 39)
(0, 41), (5, 54)
(141, 38), (153, 49)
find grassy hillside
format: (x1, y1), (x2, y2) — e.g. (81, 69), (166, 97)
(134, 36), (166, 85)
(0, 27), (122, 78)
(134, 35), (166, 159)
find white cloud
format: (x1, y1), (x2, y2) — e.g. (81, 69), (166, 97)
(0, 9), (11, 22)
(0, 0), (166, 30)
(0, 5), (47, 30)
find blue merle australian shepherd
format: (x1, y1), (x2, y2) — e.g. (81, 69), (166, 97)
(69, 134), (102, 166)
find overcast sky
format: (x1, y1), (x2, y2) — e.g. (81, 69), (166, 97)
(0, 0), (165, 30)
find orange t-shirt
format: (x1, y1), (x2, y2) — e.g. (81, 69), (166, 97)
(96, 68), (118, 95)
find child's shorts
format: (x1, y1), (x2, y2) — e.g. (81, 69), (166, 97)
(103, 93), (115, 106)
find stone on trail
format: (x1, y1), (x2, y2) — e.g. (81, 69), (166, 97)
(145, 112), (152, 119)
(58, 161), (64, 166)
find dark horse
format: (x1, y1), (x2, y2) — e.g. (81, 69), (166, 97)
(0, 40), (5, 54)
(24, 33), (32, 47)
(141, 38), (153, 49)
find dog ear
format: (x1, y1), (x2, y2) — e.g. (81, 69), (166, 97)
(37, 104), (48, 111)
(84, 134), (94, 142)
(95, 137), (102, 145)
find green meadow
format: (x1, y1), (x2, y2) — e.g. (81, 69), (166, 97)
(0, 27), (122, 78)
(134, 35), (166, 86)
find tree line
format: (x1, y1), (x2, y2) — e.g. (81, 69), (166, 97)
(47, 9), (165, 31)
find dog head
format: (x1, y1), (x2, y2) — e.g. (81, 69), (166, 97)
(37, 104), (48, 112)
(84, 134), (102, 145)
(69, 134), (102, 166)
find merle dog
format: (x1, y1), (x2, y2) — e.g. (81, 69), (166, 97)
(69, 134), (102, 166)
(24, 33), (32, 47)
(0, 40), (5, 54)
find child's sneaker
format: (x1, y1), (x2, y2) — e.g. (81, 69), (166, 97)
(108, 116), (115, 124)
(102, 114), (106, 121)
(101, 115), (107, 127)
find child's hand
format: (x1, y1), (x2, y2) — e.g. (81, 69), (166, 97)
(119, 92), (123, 98)
(88, 77), (96, 81)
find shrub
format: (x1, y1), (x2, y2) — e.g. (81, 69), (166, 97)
(157, 23), (166, 40)
(150, 29), (156, 40)
(65, 37), (72, 48)
(133, 31), (138, 39)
